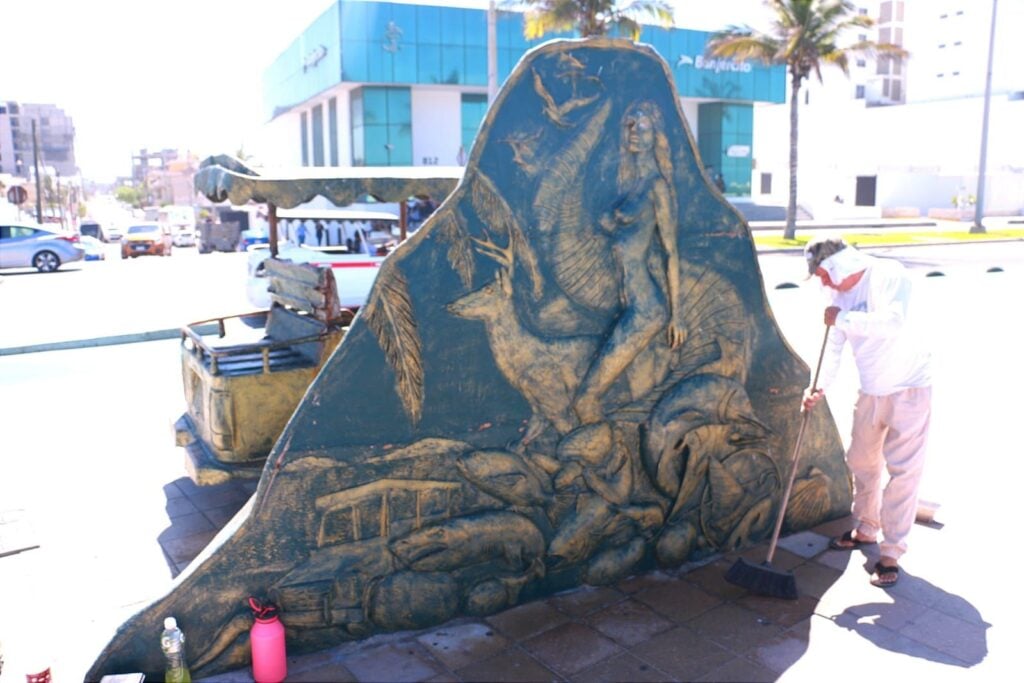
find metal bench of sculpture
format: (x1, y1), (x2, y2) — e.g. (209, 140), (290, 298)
(175, 259), (353, 485)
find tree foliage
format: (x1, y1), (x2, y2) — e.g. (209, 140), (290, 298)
(504, 0), (674, 40)
(115, 185), (144, 208)
(707, 0), (906, 239)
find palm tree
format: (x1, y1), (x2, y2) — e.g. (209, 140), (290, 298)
(503, 1), (674, 40)
(707, 0), (906, 240)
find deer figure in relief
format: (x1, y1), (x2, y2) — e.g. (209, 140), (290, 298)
(447, 233), (597, 446)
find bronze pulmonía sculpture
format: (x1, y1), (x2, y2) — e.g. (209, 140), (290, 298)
(88, 38), (851, 680)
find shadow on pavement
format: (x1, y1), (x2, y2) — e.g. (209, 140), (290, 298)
(831, 570), (990, 667)
(158, 477), (256, 578)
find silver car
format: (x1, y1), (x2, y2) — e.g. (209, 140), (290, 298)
(0, 223), (86, 272)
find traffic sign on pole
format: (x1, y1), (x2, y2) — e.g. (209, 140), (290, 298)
(7, 185), (28, 205)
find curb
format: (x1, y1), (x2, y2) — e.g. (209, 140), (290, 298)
(0, 323), (220, 357)
(748, 220), (939, 231)
(755, 236), (1024, 255)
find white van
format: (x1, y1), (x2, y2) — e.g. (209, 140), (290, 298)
(158, 205), (198, 247)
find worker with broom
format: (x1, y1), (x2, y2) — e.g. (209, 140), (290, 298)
(802, 237), (933, 588)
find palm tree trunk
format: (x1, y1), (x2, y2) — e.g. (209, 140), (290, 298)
(786, 73), (801, 241)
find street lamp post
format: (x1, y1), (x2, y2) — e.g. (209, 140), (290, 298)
(972, 0), (998, 234)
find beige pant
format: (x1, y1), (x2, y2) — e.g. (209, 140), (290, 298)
(848, 386), (932, 561)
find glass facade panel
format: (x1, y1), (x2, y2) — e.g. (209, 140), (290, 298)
(363, 88), (387, 124)
(440, 6), (465, 45)
(441, 45), (464, 84)
(394, 43), (417, 83)
(464, 9), (487, 47)
(392, 4), (418, 44)
(388, 87), (411, 121)
(364, 125), (389, 165)
(341, 2), (368, 43)
(417, 43), (442, 83)
(418, 6), (441, 44)
(368, 48), (393, 82)
(344, 40), (369, 82)
(465, 46), (487, 84)
(366, 3), (391, 41)
(698, 103), (753, 195)
(388, 124), (413, 165)
(351, 86), (411, 167)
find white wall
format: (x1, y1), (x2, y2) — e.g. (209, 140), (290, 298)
(411, 89), (463, 166)
(678, 99), (700, 140)
(751, 91), (1024, 218)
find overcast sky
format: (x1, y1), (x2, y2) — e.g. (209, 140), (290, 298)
(1, 0), (776, 182)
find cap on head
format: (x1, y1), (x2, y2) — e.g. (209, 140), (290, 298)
(804, 237), (848, 275)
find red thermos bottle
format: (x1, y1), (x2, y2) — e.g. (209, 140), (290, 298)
(249, 597), (287, 683)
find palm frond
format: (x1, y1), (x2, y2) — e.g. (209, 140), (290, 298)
(436, 207), (475, 289)
(363, 262), (424, 425)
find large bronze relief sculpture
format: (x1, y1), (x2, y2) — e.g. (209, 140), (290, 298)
(89, 39), (850, 679)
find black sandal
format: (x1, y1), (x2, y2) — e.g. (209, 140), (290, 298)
(828, 530), (876, 551)
(871, 562), (900, 587)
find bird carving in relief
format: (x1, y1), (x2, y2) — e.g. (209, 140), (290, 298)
(532, 67), (600, 128)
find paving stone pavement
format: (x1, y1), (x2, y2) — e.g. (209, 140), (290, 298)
(193, 511), (997, 683)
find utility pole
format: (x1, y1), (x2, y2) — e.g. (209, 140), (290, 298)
(487, 1), (498, 104)
(972, 0), (998, 234)
(32, 119), (43, 224)
(56, 171), (65, 230)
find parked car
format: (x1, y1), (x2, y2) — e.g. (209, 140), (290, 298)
(104, 223), (124, 242)
(80, 235), (107, 260)
(240, 227), (270, 250)
(172, 225), (197, 247)
(80, 221), (103, 241)
(121, 223), (173, 258)
(0, 223), (85, 272)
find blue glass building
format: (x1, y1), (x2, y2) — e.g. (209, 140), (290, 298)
(262, 0), (785, 195)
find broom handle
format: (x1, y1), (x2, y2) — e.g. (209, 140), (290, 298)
(765, 324), (831, 564)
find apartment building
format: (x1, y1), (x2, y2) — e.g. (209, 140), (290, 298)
(0, 101), (77, 179)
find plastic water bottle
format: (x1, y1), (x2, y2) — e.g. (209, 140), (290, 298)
(160, 617), (192, 683)
(249, 597), (287, 683)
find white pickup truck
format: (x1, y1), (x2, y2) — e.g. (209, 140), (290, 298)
(246, 234), (390, 311)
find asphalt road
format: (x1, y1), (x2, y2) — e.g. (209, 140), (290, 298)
(2, 240), (1021, 353)
(0, 246), (254, 351)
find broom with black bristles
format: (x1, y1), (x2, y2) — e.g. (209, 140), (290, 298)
(725, 323), (831, 600)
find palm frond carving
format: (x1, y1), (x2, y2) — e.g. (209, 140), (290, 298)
(364, 261), (424, 425)
(470, 170), (544, 300)
(436, 207), (475, 289)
